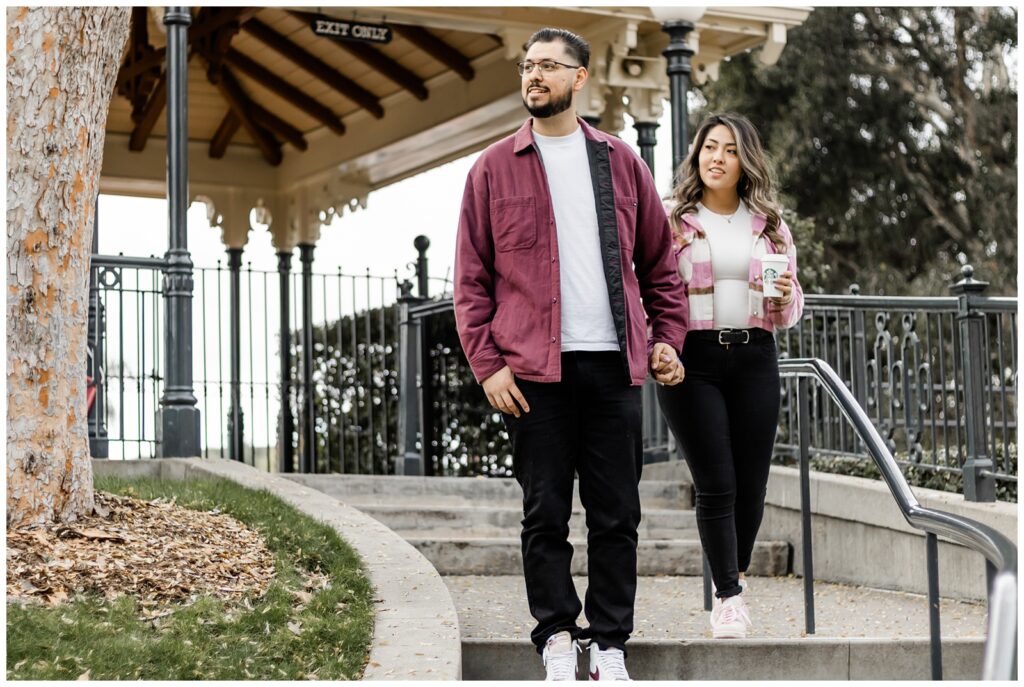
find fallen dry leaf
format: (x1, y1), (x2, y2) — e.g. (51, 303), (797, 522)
(7, 491), (276, 612)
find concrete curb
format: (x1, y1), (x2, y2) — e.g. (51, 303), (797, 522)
(92, 459), (462, 681)
(462, 637), (986, 680)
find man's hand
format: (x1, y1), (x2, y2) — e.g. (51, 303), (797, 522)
(481, 366), (530, 418)
(650, 342), (685, 386)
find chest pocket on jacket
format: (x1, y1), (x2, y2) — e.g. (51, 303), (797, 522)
(490, 196), (537, 252)
(615, 196), (638, 252)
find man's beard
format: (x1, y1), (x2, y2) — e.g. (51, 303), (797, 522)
(523, 86), (573, 119)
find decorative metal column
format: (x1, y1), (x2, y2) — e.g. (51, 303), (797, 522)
(634, 121), (658, 175)
(157, 6), (201, 457)
(951, 264), (995, 502)
(395, 280), (424, 475)
(87, 200), (108, 457)
(414, 235), (430, 298)
(227, 247), (244, 461)
(662, 20), (697, 177)
(298, 243), (316, 473)
(277, 250), (295, 472)
(413, 236), (435, 476)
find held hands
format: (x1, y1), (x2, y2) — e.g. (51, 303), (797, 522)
(770, 271), (795, 305)
(650, 342), (684, 386)
(481, 365), (530, 418)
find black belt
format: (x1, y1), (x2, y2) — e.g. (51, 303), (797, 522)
(690, 328), (771, 346)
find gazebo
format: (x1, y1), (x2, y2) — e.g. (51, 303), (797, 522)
(93, 5), (812, 470)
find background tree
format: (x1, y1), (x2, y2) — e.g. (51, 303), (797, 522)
(7, 8), (130, 526)
(694, 6), (1017, 295)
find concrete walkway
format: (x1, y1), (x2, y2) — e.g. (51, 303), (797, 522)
(445, 574), (988, 641)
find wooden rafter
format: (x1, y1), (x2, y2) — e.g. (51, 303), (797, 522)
(250, 103), (308, 151)
(242, 18), (384, 118)
(128, 70), (167, 151)
(190, 7), (260, 42)
(116, 8), (260, 89)
(392, 24), (474, 81)
(224, 48), (346, 135)
(210, 111), (241, 158)
(287, 10), (429, 101)
(118, 8), (161, 122)
(116, 48), (165, 89)
(214, 66), (283, 166)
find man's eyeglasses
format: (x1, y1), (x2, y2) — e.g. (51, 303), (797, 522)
(516, 60), (581, 77)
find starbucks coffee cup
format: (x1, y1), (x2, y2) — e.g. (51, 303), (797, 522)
(761, 254), (790, 298)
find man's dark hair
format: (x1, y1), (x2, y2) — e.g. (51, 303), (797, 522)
(525, 28), (590, 70)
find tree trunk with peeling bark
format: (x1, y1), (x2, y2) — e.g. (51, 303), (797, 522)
(7, 7), (131, 527)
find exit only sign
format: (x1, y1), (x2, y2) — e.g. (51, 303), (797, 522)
(311, 16), (392, 44)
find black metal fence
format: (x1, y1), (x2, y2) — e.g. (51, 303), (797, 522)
(775, 276), (1017, 488)
(88, 254), (407, 473)
(88, 255), (165, 459)
(404, 265), (1017, 498)
(88, 246), (1016, 500)
(288, 269), (403, 476)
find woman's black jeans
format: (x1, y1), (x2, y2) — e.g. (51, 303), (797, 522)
(656, 329), (780, 599)
(502, 351), (643, 654)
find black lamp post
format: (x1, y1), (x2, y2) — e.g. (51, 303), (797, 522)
(158, 6), (201, 457)
(653, 7), (705, 180)
(634, 121), (658, 175)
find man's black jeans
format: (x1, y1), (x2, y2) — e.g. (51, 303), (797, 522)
(656, 329), (781, 600)
(502, 351), (643, 654)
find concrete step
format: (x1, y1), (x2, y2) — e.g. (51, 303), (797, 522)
(284, 474), (693, 510)
(394, 526), (702, 541)
(446, 575), (988, 679)
(462, 637), (985, 680)
(408, 538), (789, 576)
(359, 503), (697, 538)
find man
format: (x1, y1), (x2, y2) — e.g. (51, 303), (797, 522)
(454, 27), (687, 681)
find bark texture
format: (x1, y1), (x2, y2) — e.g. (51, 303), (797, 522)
(7, 7), (130, 526)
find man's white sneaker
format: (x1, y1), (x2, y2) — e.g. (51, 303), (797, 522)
(588, 643), (631, 681)
(542, 631), (580, 681)
(710, 595), (749, 639)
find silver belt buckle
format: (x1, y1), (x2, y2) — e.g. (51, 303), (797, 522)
(738, 330), (750, 344)
(717, 330), (729, 346)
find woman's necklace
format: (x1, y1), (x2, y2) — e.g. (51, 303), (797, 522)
(701, 201), (741, 224)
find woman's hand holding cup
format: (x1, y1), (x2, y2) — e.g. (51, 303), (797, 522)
(761, 253), (792, 304)
(770, 271), (794, 304)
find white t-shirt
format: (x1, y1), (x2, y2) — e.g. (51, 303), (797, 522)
(697, 201), (754, 330)
(534, 127), (618, 351)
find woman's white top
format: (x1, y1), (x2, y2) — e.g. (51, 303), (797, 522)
(697, 201), (755, 330)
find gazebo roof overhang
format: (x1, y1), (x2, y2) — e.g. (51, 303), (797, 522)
(98, 5), (811, 250)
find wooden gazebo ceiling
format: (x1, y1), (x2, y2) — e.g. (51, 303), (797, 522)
(109, 7), (503, 166)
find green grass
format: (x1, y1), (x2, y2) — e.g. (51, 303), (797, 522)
(7, 476), (374, 680)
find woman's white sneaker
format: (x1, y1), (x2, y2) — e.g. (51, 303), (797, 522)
(588, 643), (631, 681)
(710, 595), (749, 639)
(542, 631), (580, 681)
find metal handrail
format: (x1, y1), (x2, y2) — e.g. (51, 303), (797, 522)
(91, 254), (168, 269)
(398, 293), (1018, 313)
(779, 357), (1017, 680)
(800, 293), (1017, 312)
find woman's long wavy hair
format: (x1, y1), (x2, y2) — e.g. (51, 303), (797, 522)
(668, 113), (786, 251)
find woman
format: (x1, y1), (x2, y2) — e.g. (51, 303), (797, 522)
(658, 113), (804, 639)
